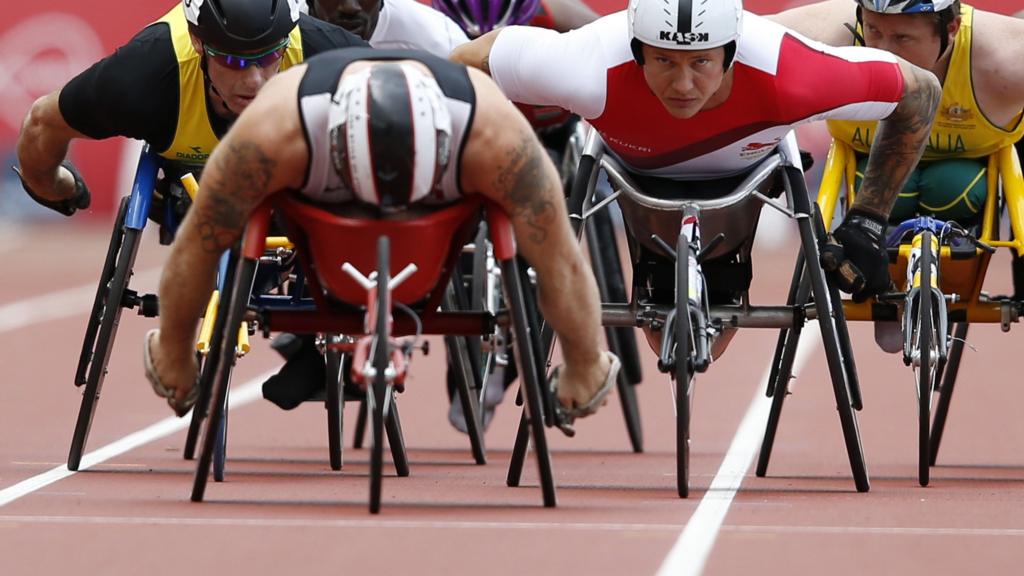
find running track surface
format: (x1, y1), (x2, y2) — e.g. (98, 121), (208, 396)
(2, 221), (1024, 576)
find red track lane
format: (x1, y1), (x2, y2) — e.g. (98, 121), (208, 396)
(2, 223), (1024, 575)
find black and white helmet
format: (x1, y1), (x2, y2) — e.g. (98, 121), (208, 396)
(628, 0), (743, 63)
(328, 63), (453, 211)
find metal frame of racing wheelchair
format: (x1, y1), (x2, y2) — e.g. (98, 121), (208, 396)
(763, 140), (1024, 486)
(516, 128), (869, 497)
(71, 147), (172, 470)
(191, 194), (558, 513)
(69, 146), (489, 477)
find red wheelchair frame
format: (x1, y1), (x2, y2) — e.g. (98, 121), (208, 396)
(191, 194), (558, 513)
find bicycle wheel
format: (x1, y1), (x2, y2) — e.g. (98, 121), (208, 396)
(76, 197), (129, 387)
(192, 254), (255, 502)
(503, 256), (556, 507)
(213, 386), (229, 482)
(369, 236), (390, 514)
(185, 253), (239, 461)
(913, 231), (938, 487)
(675, 234), (694, 498)
(68, 221), (143, 471)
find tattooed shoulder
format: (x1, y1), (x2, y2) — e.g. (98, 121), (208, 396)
(194, 140), (279, 254)
(492, 132), (556, 245)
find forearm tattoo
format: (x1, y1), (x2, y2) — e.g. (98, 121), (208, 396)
(194, 141), (277, 254)
(858, 65), (941, 218)
(494, 133), (557, 245)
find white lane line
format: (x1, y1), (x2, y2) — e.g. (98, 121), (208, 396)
(655, 329), (823, 576)
(0, 515), (684, 532)
(0, 268), (161, 335)
(0, 369), (274, 508)
(721, 524), (1024, 537)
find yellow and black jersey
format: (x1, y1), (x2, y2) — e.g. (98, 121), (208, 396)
(58, 6), (367, 164)
(829, 4), (1024, 160)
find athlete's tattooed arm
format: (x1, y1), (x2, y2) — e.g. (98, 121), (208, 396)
(492, 133), (558, 245)
(153, 67), (307, 382)
(856, 61), (941, 219)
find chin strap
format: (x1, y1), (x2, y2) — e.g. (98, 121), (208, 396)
(200, 54), (241, 118)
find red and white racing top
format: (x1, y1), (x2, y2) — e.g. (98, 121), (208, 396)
(489, 11), (905, 179)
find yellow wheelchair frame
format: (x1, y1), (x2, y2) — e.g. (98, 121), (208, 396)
(816, 140), (1024, 485)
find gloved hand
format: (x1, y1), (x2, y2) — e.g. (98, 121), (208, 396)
(12, 160), (91, 217)
(820, 208), (892, 303)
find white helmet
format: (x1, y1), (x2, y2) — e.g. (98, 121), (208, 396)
(328, 62), (453, 211)
(855, 0), (956, 13)
(628, 0), (743, 63)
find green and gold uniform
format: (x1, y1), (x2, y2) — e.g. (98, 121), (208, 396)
(828, 5), (1024, 223)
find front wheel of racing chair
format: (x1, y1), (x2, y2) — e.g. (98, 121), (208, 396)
(368, 236), (391, 514)
(69, 150), (164, 471)
(905, 230), (945, 486)
(671, 233), (695, 498)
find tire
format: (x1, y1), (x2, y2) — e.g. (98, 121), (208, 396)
(369, 236), (390, 514)
(504, 256), (557, 507)
(68, 222), (142, 471)
(213, 387), (229, 482)
(192, 255), (255, 502)
(915, 231), (937, 487)
(76, 197), (129, 387)
(185, 253), (239, 461)
(326, 342), (344, 471)
(675, 234), (694, 499)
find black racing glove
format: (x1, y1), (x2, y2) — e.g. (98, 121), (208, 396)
(12, 160), (91, 217)
(820, 208), (892, 303)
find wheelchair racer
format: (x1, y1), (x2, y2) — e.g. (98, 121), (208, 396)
(14, 0), (366, 217)
(144, 48), (620, 435)
(771, 1), (1024, 226)
(450, 0), (942, 304)
(261, 0), (473, 410)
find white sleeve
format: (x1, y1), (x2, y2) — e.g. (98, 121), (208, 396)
(488, 25), (608, 119)
(444, 18), (470, 53)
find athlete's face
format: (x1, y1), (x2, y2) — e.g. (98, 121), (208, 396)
(190, 34), (283, 116)
(641, 45), (730, 119)
(310, 0), (383, 40)
(861, 11), (959, 70)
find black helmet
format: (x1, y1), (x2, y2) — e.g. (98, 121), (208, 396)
(183, 0), (302, 54)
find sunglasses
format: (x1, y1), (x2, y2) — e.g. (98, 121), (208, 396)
(204, 38), (290, 71)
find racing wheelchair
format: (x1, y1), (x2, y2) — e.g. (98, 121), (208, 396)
(758, 140), (1024, 487)
(190, 194), (558, 513)
(69, 146), (490, 475)
(509, 127), (869, 497)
